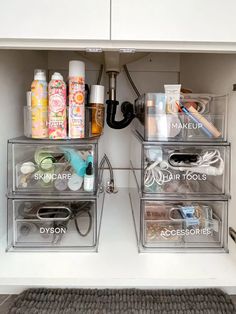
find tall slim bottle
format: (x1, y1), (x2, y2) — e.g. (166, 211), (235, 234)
(31, 69), (48, 138)
(68, 60), (85, 138)
(48, 72), (67, 139)
(89, 85), (105, 136)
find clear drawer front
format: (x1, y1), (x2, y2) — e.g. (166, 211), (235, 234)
(8, 138), (98, 195)
(8, 194), (104, 251)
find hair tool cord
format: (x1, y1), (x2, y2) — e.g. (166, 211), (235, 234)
(144, 150), (224, 187)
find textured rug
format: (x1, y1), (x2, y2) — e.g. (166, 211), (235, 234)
(8, 288), (236, 314)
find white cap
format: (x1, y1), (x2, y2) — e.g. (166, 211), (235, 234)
(90, 85), (105, 104)
(69, 60), (85, 77)
(51, 72), (63, 81)
(34, 69), (46, 81)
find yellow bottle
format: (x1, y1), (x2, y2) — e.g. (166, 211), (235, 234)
(31, 69), (48, 138)
(89, 85), (105, 136)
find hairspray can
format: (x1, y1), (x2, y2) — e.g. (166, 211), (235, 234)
(48, 72), (67, 139)
(68, 60), (85, 138)
(31, 69), (48, 138)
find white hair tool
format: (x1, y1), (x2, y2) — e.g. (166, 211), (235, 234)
(144, 150), (224, 187)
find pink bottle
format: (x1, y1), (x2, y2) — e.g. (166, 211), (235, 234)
(48, 72), (67, 139)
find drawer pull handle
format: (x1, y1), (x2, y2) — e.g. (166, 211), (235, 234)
(36, 206), (71, 221)
(169, 153), (200, 167)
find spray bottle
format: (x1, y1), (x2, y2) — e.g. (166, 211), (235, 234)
(31, 69), (48, 138)
(68, 60), (85, 138)
(48, 72), (67, 139)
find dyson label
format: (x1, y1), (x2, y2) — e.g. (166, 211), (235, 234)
(40, 227), (67, 234)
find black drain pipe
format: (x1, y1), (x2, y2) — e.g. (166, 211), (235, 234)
(106, 71), (135, 129)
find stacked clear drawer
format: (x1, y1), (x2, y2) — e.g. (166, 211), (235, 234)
(7, 137), (104, 252)
(130, 93), (230, 252)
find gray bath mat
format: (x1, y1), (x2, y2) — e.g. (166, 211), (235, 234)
(8, 288), (236, 314)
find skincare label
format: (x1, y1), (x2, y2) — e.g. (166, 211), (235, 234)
(69, 77), (85, 138)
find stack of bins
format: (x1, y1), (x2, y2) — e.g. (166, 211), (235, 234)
(129, 93), (230, 252)
(7, 137), (104, 252)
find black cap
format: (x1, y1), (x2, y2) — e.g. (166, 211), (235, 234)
(86, 162), (93, 175)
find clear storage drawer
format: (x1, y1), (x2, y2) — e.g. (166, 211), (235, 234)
(130, 131), (230, 196)
(7, 192), (104, 251)
(133, 93), (227, 142)
(8, 137), (98, 195)
(129, 183), (228, 252)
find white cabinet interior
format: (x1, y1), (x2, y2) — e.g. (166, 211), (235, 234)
(0, 50), (236, 293)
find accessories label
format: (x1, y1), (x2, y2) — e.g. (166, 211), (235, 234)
(161, 228), (212, 238)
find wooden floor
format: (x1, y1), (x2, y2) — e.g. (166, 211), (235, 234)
(0, 294), (236, 313)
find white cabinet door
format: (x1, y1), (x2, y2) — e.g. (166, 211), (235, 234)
(111, 0), (236, 42)
(0, 0), (110, 40)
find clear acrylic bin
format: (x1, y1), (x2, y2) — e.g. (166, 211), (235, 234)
(7, 191), (104, 251)
(133, 93), (227, 142)
(8, 137), (98, 196)
(24, 105), (105, 139)
(130, 131), (230, 196)
(129, 179), (228, 252)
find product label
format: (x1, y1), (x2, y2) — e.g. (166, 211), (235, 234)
(31, 80), (48, 138)
(162, 173), (207, 182)
(171, 122), (203, 130)
(160, 228), (212, 238)
(40, 227), (67, 234)
(34, 172), (72, 181)
(95, 105), (104, 127)
(48, 80), (67, 139)
(69, 77), (85, 138)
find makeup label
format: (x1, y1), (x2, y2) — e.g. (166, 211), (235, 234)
(69, 77), (85, 138)
(171, 122), (203, 130)
(48, 79), (67, 139)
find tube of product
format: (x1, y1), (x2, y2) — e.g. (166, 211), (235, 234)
(68, 60), (85, 138)
(31, 69), (48, 138)
(164, 84), (181, 113)
(187, 105), (221, 138)
(48, 72), (67, 139)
